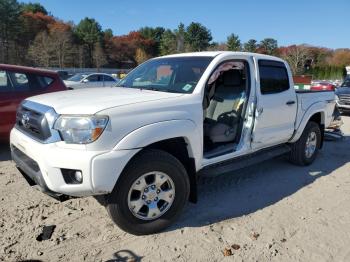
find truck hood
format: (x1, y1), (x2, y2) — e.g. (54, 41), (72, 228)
(27, 87), (183, 114)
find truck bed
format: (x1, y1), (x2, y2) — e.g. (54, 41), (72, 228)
(295, 90), (335, 130)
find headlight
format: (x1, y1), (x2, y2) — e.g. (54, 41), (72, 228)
(54, 115), (108, 144)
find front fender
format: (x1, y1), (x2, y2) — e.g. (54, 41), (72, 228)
(113, 119), (202, 170)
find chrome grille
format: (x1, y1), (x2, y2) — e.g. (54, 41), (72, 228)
(16, 106), (51, 140)
(15, 100), (61, 143)
(338, 94), (350, 105)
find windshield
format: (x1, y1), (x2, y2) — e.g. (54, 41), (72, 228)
(116, 56), (213, 93)
(67, 73), (88, 82)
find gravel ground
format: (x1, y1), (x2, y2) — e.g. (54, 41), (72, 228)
(1, 116), (350, 262)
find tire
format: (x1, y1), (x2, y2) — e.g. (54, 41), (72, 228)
(289, 121), (321, 166)
(106, 149), (190, 235)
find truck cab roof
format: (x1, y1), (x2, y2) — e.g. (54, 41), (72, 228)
(161, 51), (285, 62)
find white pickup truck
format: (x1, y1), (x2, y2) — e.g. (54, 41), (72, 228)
(10, 52), (336, 235)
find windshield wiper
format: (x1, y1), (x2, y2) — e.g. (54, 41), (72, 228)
(141, 86), (184, 93)
(116, 85), (183, 93)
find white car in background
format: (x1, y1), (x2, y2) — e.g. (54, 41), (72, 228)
(64, 73), (118, 89)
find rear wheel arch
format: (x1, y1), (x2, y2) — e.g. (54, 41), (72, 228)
(308, 112), (325, 148)
(289, 121), (321, 166)
(292, 110), (325, 145)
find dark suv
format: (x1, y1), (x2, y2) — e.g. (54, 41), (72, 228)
(336, 77), (350, 113)
(0, 64), (67, 142)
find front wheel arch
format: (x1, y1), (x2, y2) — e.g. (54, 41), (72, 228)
(106, 149), (190, 235)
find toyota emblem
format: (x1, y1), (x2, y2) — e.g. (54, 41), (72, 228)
(21, 112), (30, 129)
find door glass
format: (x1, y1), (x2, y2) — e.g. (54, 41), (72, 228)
(9, 72), (30, 92)
(0, 71), (11, 92)
(258, 60), (289, 94)
(87, 75), (99, 82)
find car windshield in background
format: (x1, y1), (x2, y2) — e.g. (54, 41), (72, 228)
(116, 57), (213, 93)
(67, 73), (87, 82)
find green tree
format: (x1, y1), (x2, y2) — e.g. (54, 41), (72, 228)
(139, 26), (165, 43)
(160, 29), (176, 55)
(0, 0), (22, 63)
(185, 22), (212, 51)
(139, 26), (165, 56)
(226, 33), (241, 51)
(103, 28), (113, 39)
(175, 23), (186, 52)
(20, 2), (48, 14)
(259, 38), (278, 55)
(75, 17), (102, 67)
(243, 39), (258, 52)
(207, 42), (228, 51)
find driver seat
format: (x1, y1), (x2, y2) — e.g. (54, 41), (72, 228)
(205, 70), (244, 143)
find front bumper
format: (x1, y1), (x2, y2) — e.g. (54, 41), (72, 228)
(12, 146), (71, 201)
(10, 127), (139, 198)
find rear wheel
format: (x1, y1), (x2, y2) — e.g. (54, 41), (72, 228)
(289, 121), (321, 166)
(106, 149), (190, 235)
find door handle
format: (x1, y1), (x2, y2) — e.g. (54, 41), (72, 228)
(286, 100), (296, 105)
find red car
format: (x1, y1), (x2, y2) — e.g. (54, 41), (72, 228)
(0, 64), (67, 142)
(310, 82), (336, 91)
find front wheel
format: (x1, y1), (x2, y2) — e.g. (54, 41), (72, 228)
(289, 121), (321, 166)
(106, 149), (190, 235)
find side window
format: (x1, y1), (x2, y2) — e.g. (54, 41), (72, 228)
(0, 70), (11, 92)
(103, 75), (115, 82)
(87, 75), (99, 82)
(259, 60), (290, 94)
(9, 72), (30, 92)
(8, 72), (55, 92)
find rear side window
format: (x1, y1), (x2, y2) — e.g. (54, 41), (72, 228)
(259, 60), (290, 94)
(37, 76), (54, 87)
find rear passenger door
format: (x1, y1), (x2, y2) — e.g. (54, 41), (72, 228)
(252, 59), (297, 149)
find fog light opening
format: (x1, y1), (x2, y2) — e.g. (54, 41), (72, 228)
(61, 169), (83, 184)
